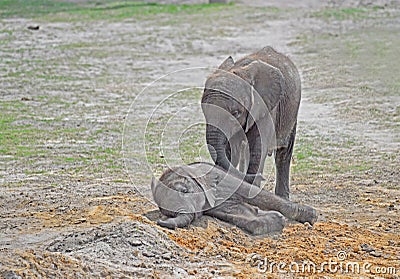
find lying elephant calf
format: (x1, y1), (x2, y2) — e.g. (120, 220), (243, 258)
(151, 162), (317, 235)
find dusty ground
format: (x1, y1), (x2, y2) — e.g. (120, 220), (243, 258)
(0, 0), (399, 278)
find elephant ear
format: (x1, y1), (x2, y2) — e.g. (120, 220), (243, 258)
(177, 165), (217, 208)
(217, 56), (235, 71)
(151, 176), (170, 206)
(237, 61), (284, 132)
(151, 176), (158, 202)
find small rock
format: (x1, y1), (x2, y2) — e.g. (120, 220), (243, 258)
(142, 250), (155, 257)
(388, 204), (395, 211)
(360, 243), (375, 253)
(370, 250), (382, 257)
(73, 218), (86, 224)
(162, 252), (172, 260)
(388, 240), (395, 246)
(27, 25), (39, 30)
(128, 238), (142, 246)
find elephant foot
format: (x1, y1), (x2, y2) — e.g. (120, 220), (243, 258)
(247, 211), (286, 235)
(292, 204), (318, 225)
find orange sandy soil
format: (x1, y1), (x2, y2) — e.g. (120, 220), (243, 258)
(3, 194), (398, 278)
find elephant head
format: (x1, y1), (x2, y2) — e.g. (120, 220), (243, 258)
(151, 165), (218, 229)
(201, 56), (284, 181)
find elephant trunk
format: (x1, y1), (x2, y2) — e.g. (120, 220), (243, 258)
(206, 124), (227, 166)
(206, 124), (246, 180)
(157, 213), (194, 229)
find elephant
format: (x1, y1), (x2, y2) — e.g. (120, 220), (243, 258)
(201, 46), (301, 199)
(151, 162), (317, 235)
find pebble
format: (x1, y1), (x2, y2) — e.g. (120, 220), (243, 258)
(73, 218), (86, 224)
(162, 252), (172, 260)
(27, 25), (40, 31)
(142, 250), (155, 258)
(369, 251), (382, 257)
(360, 243), (375, 253)
(128, 239), (142, 246)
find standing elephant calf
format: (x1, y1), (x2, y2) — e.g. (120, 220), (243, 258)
(151, 162), (317, 235)
(202, 46), (301, 199)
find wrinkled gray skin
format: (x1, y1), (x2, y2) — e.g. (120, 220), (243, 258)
(151, 162), (317, 235)
(202, 46), (301, 199)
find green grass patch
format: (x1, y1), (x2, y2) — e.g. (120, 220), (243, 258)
(4, 70), (80, 82)
(0, 0), (233, 20)
(0, 101), (92, 159)
(177, 123), (209, 164)
(293, 135), (372, 176)
(312, 7), (369, 20)
(292, 138), (323, 174)
(64, 157), (80, 162)
(174, 88), (203, 101)
(0, 113), (43, 157)
(0, 0), (76, 18)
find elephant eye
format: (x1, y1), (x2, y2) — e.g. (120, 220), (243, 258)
(173, 182), (188, 193)
(232, 110), (242, 118)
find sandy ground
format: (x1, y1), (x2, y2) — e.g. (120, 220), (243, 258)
(0, 0), (399, 278)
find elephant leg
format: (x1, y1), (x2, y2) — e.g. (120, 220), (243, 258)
(275, 123), (296, 200)
(207, 201), (285, 235)
(245, 189), (318, 225)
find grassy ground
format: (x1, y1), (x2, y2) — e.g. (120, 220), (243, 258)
(0, 0), (233, 20)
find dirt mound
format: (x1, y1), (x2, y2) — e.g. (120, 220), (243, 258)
(1, 221), (236, 278)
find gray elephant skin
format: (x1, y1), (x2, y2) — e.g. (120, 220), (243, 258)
(202, 46), (301, 199)
(151, 162), (317, 235)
